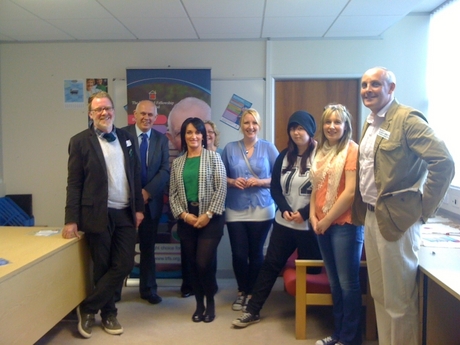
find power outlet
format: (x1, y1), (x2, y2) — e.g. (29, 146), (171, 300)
(441, 187), (460, 215)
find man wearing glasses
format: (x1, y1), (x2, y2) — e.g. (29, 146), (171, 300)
(62, 92), (144, 339)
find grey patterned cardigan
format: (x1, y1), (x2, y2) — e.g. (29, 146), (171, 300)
(169, 148), (227, 219)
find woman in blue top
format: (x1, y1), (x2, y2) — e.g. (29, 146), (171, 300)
(221, 108), (279, 312)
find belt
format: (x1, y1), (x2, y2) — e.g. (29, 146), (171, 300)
(366, 203), (375, 212)
(188, 201), (199, 207)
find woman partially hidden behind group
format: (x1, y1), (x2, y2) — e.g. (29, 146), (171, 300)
(310, 104), (363, 345)
(169, 117), (227, 323)
(221, 108), (279, 312)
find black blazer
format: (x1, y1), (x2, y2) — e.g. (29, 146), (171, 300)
(65, 127), (144, 233)
(122, 125), (170, 219)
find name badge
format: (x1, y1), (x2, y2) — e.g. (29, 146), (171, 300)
(126, 139), (132, 147)
(377, 128), (390, 140)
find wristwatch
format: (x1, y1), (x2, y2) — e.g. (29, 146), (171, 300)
(206, 211), (213, 219)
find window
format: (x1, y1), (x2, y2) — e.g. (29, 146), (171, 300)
(427, 0), (460, 186)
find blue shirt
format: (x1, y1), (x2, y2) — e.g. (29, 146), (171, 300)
(221, 139), (278, 210)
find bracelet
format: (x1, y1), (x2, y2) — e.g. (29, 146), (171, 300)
(184, 213), (188, 222)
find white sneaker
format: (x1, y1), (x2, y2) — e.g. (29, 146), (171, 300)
(242, 294), (252, 312)
(315, 336), (338, 345)
(232, 312), (260, 328)
(232, 293), (245, 311)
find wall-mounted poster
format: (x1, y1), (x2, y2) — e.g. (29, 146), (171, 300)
(86, 78), (108, 100)
(64, 79), (84, 108)
(220, 94), (252, 130)
(126, 68), (211, 279)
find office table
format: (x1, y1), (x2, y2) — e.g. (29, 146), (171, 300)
(418, 246), (460, 345)
(0, 226), (91, 344)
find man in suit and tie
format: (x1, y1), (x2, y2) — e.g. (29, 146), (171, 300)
(122, 100), (170, 304)
(62, 92), (144, 339)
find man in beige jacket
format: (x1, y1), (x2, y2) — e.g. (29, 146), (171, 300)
(352, 67), (454, 345)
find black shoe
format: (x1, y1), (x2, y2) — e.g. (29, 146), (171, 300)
(101, 314), (123, 335)
(192, 312), (204, 322)
(232, 312), (260, 328)
(76, 305), (95, 338)
(203, 313), (215, 323)
(142, 293), (162, 304)
(181, 290), (195, 298)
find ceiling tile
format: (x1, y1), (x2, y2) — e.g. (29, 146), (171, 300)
(265, 0), (348, 17)
(182, 0), (265, 17)
(327, 15), (403, 37)
(192, 17), (262, 37)
(0, 19), (74, 41)
(10, 0), (113, 19)
(98, 0), (188, 18)
(0, 0), (444, 43)
(47, 19), (136, 40)
(263, 16), (335, 38)
(343, 0), (422, 16)
(121, 18), (198, 40)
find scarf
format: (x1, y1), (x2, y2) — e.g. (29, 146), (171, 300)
(311, 142), (349, 215)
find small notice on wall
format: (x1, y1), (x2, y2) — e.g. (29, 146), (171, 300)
(64, 79), (85, 108)
(220, 94), (252, 130)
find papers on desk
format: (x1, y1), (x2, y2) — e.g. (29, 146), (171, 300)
(421, 223), (460, 248)
(33, 229), (60, 237)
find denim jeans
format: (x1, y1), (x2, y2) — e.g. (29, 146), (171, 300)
(316, 223), (364, 345)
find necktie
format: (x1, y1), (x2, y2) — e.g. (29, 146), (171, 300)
(140, 133), (148, 187)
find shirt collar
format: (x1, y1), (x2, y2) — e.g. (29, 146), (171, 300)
(366, 98), (394, 124)
(135, 125), (151, 139)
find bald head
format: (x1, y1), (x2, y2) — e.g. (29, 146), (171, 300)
(134, 100), (158, 133)
(361, 67), (396, 114)
(166, 97), (211, 150)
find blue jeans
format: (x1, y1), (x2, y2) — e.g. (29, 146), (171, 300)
(227, 220), (273, 294)
(316, 223), (364, 345)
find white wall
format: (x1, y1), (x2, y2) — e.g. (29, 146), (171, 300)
(0, 15), (430, 272)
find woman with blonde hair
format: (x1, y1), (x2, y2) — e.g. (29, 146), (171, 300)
(221, 108), (278, 312)
(204, 120), (223, 155)
(310, 104), (363, 345)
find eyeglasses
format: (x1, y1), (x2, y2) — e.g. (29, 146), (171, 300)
(91, 106), (114, 114)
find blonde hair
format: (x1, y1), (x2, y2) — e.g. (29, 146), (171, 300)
(317, 104), (353, 154)
(88, 91), (114, 112)
(204, 120), (220, 148)
(239, 108), (262, 133)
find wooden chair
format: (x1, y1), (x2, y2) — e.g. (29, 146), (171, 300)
(282, 250), (377, 340)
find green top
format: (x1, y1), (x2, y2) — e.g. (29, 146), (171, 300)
(183, 156), (200, 202)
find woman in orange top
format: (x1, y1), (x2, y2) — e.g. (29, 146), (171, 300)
(310, 104), (363, 345)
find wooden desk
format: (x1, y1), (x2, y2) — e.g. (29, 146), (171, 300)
(418, 246), (460, 345)
(0, 227), (91, 345)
